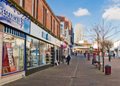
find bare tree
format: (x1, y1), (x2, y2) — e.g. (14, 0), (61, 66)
(103, 40), (113, 51)
(92, 21), (118, 72)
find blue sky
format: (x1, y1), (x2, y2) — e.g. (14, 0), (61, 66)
(46, 0), (104, 27)
(46, 0), (120, 41)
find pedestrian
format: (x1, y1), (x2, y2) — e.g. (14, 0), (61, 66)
(84, 52), (86, 58)
(66, 54), (71, 65)
(76, 52), (77, 56)
(87, 52), (90, 61)
(92, 53), (96, 65)
(113, 52), (115, 59)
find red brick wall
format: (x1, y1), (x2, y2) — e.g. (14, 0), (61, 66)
(38, 0), (43, 24)
(24, 0), (32, 15)
(13, 0), (60, 38)
(14, 0), (20, 4)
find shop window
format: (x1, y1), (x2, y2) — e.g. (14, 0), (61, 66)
(4, 27), (7, 32)
(7, 28), (9, 33)
(39, 41), (53, 65)
(26, 36), (53, 69)
(9, 29), (12, 33)
(2, 33), (25, 75)
(39, 41), (47, 65)
(12, 30), (14, 34)
(26, 36), (40, 69)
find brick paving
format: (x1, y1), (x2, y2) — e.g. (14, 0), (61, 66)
(3, 55), (120, 86)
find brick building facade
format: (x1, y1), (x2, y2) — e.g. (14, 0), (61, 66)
(57, 16), (73, 56)
(0, 0), (61, 85)
(13, 0), (60, 38)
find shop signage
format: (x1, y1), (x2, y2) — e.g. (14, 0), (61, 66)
(0, 0), (30, 33)
(42, 31), (47, 39)
(42, 31), (51, 41)
(30, 22), (42, 39)
(47, 34), (51, 41)
(31, 22), (51, 42)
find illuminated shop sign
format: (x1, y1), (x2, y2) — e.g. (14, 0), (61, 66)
(0, 0), (30, 33)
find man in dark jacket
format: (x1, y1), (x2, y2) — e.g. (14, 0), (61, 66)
(66, 55), (71, 65)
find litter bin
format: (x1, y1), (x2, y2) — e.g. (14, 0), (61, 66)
(105, 65), (111, 75)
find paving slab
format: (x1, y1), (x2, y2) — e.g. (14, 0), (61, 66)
(3, 55), (120, 86)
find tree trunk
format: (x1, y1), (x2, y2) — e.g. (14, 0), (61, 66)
(102, 51), (105, 72)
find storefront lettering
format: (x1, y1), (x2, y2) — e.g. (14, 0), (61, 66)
(0, 1), (30, 33)
(42, 32), (46, 39)
(42, 32), (51, 41)
(0, 7), (23, 27)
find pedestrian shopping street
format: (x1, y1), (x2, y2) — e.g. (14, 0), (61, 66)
(4, 55), (120, 86)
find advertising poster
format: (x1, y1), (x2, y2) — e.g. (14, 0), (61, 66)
(2, 43), (16, 74)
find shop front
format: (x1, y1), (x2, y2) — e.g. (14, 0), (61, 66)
(26, 22), (55, 75)
(0, 1), (30, 85)
(26, 36), (53, 69)
(2, 27), (25, 75)
(0, 0), (61, 85)
(0, 24), (28, 85)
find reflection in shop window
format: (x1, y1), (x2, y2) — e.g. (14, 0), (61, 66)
(39, 41), (53, 65)
(26, 36), (53, 69)
(26, 36), (40, 69)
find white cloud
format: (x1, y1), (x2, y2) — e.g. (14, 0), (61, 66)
(102, 7), (120, 20)
(108, 0), (120, 7)
(73, 8), (90, 17)
(111, 0), (120, 3)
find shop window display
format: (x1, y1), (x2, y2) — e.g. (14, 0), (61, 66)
(39, 41), (53, 65)
(46, 44), (53, 64)
(26, 36), (53, 69)
(26, 36), (40, 69)
(2, 33), (24, 75)
(39, 41), (47, 65)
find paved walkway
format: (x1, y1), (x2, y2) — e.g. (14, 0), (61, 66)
(3, 55), (120, 86)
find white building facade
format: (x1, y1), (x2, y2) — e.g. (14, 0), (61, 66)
(113, 40), (120, 58)
(74, 24), (84, 44)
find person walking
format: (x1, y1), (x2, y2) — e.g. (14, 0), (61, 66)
(113, 52), (115, 59)
(92, 53), (96, 65)
(84, 51), (87, 58)
(66, 55), (71, 65)
(87, 52), (90, 61)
